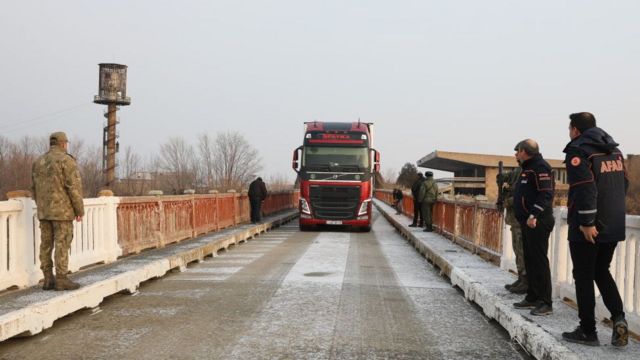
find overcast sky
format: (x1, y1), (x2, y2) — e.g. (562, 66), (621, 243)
(1, 1), (639, 181)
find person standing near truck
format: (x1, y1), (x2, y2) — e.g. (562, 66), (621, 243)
(248, 176), (267, 223)
(409, 173), (424, 227)
(418, 171), (438, 232)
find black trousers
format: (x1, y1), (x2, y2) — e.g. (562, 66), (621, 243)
(521, 217), (553, 306)
(412, 200), (423, 225)
(569, 241), (624, 334)
(250, 199), (262, 223)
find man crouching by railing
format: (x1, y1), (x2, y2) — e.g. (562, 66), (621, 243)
(392, 188), (404, 215)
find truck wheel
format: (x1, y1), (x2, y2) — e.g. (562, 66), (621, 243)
(299, 224), (311, 231)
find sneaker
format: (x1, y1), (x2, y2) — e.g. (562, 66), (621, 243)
(513, 299), (538, 309)
(611, 316), (628, 347)
(530, 303), (553, 316)
(505, 279), (520, 290)
(408, 224), (417, 227)
(508, 281), (528, 294)
(423, 228), (432, 232)
(562, 327), (599, 346)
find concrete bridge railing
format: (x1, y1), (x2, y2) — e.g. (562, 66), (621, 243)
(0, 190), (299, 291)
(375, 189), (640, 333)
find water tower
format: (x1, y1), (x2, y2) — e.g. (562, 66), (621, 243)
(93, 63), (131, 189)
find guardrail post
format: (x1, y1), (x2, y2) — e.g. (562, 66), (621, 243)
(6, 191), (39, 287)
(210, 191), (219, 231)
(227, 190), (237, 225)
(97, 190), (121, 263)
(472, 200), (479, 249)
(453, 201), (459, 243)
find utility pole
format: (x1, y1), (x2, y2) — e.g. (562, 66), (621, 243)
(93, 63), (131, 190)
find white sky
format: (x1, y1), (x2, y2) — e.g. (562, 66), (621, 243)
(1, 1), (639, 181)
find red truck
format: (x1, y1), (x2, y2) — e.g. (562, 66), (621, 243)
(292, 121), (380, 231)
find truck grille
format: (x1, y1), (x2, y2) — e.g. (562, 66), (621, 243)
(309, 185), (361, 220)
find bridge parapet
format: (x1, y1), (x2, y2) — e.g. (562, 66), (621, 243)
(375, 189), (640, 334)
(0, 190), (299, 291)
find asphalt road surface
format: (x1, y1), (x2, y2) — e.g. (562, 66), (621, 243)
(0, 210), (529, 359)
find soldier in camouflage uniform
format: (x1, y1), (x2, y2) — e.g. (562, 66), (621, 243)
(31, 132), (84, 291)
(497, 167), (528, 294)
(418, 171), (439, 232)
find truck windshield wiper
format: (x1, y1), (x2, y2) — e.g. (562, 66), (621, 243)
(307, 165), (330, 171)
(337, 165), (361, 171)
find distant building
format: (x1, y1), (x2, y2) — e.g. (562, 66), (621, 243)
(417, 150), (569, 202)
(626, 154), (639, 215)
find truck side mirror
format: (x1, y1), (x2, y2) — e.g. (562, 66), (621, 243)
(292, 146), (302, 173)
(372, 149), (380, 173)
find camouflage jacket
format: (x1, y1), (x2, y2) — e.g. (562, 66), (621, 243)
(497, 168), (522, 226)
(418, 178), (438, 203)
(31, 146), (84, 220)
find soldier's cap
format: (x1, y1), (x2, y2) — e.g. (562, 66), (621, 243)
(50, 132), (69, 144)
(425, 171), (433, 177)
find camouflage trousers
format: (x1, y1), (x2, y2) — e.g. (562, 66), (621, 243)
(39, 220), (74, 276)
(509, 223), (526, 277)
(421, 201), (434, 226)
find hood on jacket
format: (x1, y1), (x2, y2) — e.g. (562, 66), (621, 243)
(564, 127), (619, 154)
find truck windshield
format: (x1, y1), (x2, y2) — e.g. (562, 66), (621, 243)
(303, 146), (369, 171)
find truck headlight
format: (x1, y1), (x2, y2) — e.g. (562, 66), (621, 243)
(358, 199), (371, 216)
(300, 198), (311, 214)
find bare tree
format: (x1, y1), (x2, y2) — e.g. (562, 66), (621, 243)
(265, 173), (295, 192)
(381, 167), (398, 187)
(76, 146), (104, 197)
(0, 136), (10, 198)
(396, 162), (419, 188)
(212, 131), (262, 190)
(197, 133), (216, 189)
(117, 146), (146, 195)
(6, 136), (43, 197)
(157, 136), (197, 194)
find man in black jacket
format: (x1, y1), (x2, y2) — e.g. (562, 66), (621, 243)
(512, 139), (555, 317)
(248, 177), (268, 223)
(409, 173), (424, 227)
(561, 112), (629, 347)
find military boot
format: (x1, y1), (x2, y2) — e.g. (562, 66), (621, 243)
(42, 270), (55, 291)
(55, 275), (81, 291)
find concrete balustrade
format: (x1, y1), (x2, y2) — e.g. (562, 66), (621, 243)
(375, 189), (640, 334)
(0, 190), (299, 291)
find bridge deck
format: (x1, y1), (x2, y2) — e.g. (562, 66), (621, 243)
(0, 205), (637, 359)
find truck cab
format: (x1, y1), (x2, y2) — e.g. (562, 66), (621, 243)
(292, 121), (380, 231)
